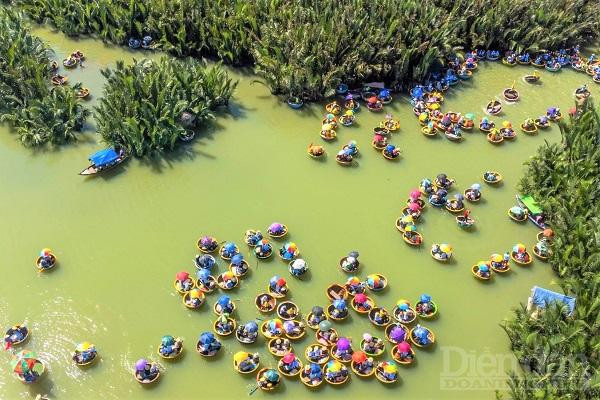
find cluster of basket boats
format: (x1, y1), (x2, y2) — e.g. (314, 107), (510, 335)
(169, 225), (439, 389)
(48, 50), (90, 99)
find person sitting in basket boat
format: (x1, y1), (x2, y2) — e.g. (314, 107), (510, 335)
(509, 206), (527, 221)
(196, 269), (216, 291)
(346, 276), (365, 295)
(465, 57), (477, 69)
(431, 244), (451, 260)
(73, 342), (97, 364)
(404, 229), (422, 245)
(341, 250), (360, 272)
(330, 299), (348, 319)
(490, 254), (508, 271)
(215, 313), (234, 334)
(417, 294), (435, 314)
(289, 258), (308, 277)
(238, 321), (259, 342)
(221, 242), (239, 259)
(480, 117), (493, 131)
(197, 332), (221, 355)
(220, 271), (237, 289)
(280, 353), (302, 375)
(383, 144), (400, 159)
(420, 178), (434, 195)
(362, 333), (384, 354)
(371, 308), (390, 325)
(245, 230), (263, 246)
(278, 302), (297, 319)
(547, 107), (561, 120)
(216, 295), (235, 314)
(412, 325), (433, 346)
(237, 352), (260, 373)
(199, 236), (219, 253)
(429, 189), (447, 207)
(477, 263), (491, 279)
(307, 362), (324, 382)
(135, 359), (159, 382)
(522, 118), (536, 130)
(38, 248), (55, 269)
(333, 337), (353, 361)
(325, 360), (349, 383)
(535, 241), (550, 258)
(396, 341), (414, 361)
(353, 293), (372, 312)
(448, 194), (465, 211)
(465, 183), (482, 201)
(373, 133), (387, 148)
(258, 369), (280, 390)
(354, 352), (374, 374)
(255, 239), (273, 258)
(271, 338), (291, 355)
(195, 254), (216, 271)
(308, 306), (326, 326)
(159, 335), (182, 358)
(483, 171), (500, 183)
(336, 149), (353, 163)
(269, 276), (288, 296)
(283, 320), (304, 337)
(230, 254), (247, 275)
(307, 344), (327, 361)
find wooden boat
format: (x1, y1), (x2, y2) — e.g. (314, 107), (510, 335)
(73, 349), (98, 366)
(305, 343), (330, 364)
(322, 117), (338, 129)
(323, 363), (349, 385)
(456, 215), (475, 228)
(458, 70), (472, 79)
(4, 325), (29, 346)
(213, 317), (236, 336)
(80, 147), (129, 176)
(287, 97), (304, 109)
(500, 128), (516, 139)
(368, 307), (391, 327)
(545, 63), (561, 72)
(367, 101), (383, 112)
(402, 232), (423, 246)
(502, 57), (517, 67)
(268, 224), (288, 238)
(50, 60), (58, 71)
(229, 259), (249, 277)
(415, 301), (438, 318)
(256, 368), (281, 391)
(305, 312), (327, 330)
(520, 122), (538, 134)
(196, 237), (219, 253)
(385, 323), (408, 344)
(284, 320), (306, 340)
(360, 338), (385, 357)
(326, 304), (349, 321)
(255, 293), (276, 313)
(157, 341), (183, 360)
(533, 245), (549, 261)
(268, 338), (292, 356)
(320, 129), (337, 141)
(351, 296), (375, 314)
(464, 188), (481, 202)
(196, 275), (217, 293)
(471, 264), (492, 280)
(63, 57), (78, 68)
(336, 154), (353, 165)
(510, 251), (533, 266)
(479, 121), (495, 133)
(409, 327), (436, 348)
(547, 111), (563, 122)
(300, 366), (324, 387)
(351, 360), (375, 377)
(234, 356), (259, 374)
(216, 273), (238, 290)
(236, 326), (258, 344)
(594, 76), (600, 84)
(392, 303), (417, 324)
(430, 249), (450, 262)
(380, 119), (400, 131)
(391, 345), (415, 365)
(182, 291), (205, 309)
(260, 321), (283, 339)
(508, 208), (528, 222)
(330, 344), (354, 363)
(326, 283), (348, 301)
(307, 144), (326, 159)
(315, 328), (339, 347)
(421, 126), (437, 137)
(76, 87), (90, 99)
(366, 274), (387, 291)
(71, 50), (85, 60)
(325, 102), (342, 115)
(486, 100), (502, 115)
(524, 73), (540, 83)
(445, 131), (463, 142)
(490, 261), (510, 273)
(400, 206), (421, 221)
(372, 139), (387, 150)
(133, 367), (159, 384)
(487, 132), (504, 144)
(196, 340), (221, 357)
(51, 74), (68, 86)
(277, 301), (299, 320)
(531, 59), (545, 68)
(503, 88), (519, 102)
(483, 171), (502, 184)
(382, 149), (400, 160)
(445, 199), (464, 213)
(36, 254), (57, 272)
(534, 118), (550, 129)
(375, 362), (398, 384)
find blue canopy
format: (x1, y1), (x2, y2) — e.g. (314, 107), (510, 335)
(530, 286), (576, 315)
(89, 148), (119, 167)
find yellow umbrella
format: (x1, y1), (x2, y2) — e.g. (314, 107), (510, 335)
(491, 254), (503, 263)
(428, 103), (440, 111)
(189, 288), (202, 299)
(322, 124), (332, 131)
(440, 244), (452, 253)
(345, 110), (354, 116)
(418, 113), (428, 122)
(502, 121), (511, 128)
(234, 351), (249, 364)
(76, 342), (92, 352)
(384, 363), (398, 373)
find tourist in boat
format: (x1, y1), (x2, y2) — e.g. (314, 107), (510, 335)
(414, 101), (427, 115)
(435, 173), (454, 189)
(215, 313), (235, 335)
(394, 301), (415, 323)
(220, 242), (239, 259)
(325, 101), (341, 115)
(196, 269), (216, 291)
(547, 106), (561, 120)
(269, 338), (291, 356)
(395, 341), (414, 362)
(302, 362), (324, 386)
(278, 301), (298, 320)
(340, 250), (360, 272)
(429, 189), (447, 207)
(333, 337), (353, 361)
(323, 113), (338, 128)
(512, 244), (531, 263)
(279, 242), (299, 260)
(372, 133), (388, 149)
(489, 254), (508, 271)
(483, 171), (501, 183)
(480, 117), (493, 131)
(255, 239), (273, 258)
(174, 271), (194, 293)
(431, 243), (452, 260)
(330, 299), (348, 319)
(237, 321), (259, 343)
(575, 84), (589, 97)
(411, 325), (433, 346)
(305, 306), (325, 328)
(397, 214), (414, 231)
(307, 344), (328, 363)
(72, 342), (97, 365)
(257, 293), (275, 312)
(447, 194), (464, 211)
(215, 295), (235, 314)
(518, 53), (530, 64)
(346, 276), (365, 295)
(289, 258), (308, 277)
(339, 110), (355, 126)
(135, 359), (159, 382)
(344, 94), (359, 111)
(465, 183), (482, 201)
(509, 206), (527, 221)
(476, 263), (491, 279)
(268, 222), (287, 237)
(362, 333), (384, 355)
(420, 178), (434, 195)
(158, 335), (182, 358)
(198, 236), (219, 253)
(257, 368), (280, 390)
(388, 325), (406, 343)
(219, 271), (238, 289)
(184, 288), (204, 308)
(370, 308), (390, 325)
(197, 332), (221, 355)
(235, 351), (260, 373)
(416, 294), (436, 316)
(500, 121), (516, 138)
(523, 118), (536, 131)
(465, 56), (477, 69)
(343, 140), (359, 156)
(366, 274), (385, 290)
(194, 253), (216, 270)
(325, 360), (349, 383)
(366, 96), (383, 111)
(308, 143), (325, 158)
(230, 254), (248, 276)
(279, 352), (302, 375)
(37, 248), (56, 270)
(534, 241), (550, 259)
(352, 351), (374, 375)
(352, 293), (373, 312)
(269, 275), (289, 296)
(283, 320), (304, 337)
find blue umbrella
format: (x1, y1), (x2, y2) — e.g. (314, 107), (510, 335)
(244, 321), (258, 333)
(414, 326), (429, 341)
(199, 332), (214, 344)
(231, 254), (243, 265)
(420, 294), (431, 303)
(333, 299), (346, 310)
(224, 242), (236, 252)
(385, 144), (395, 152)
(269, 275), (280, 285)
(265, 369), (279, 382)
(217, 295), (231, 307)
(196, 269), (210, 280)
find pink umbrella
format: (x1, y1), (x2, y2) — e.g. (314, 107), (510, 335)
(373, 134), (383, 141)
(176, 271), (189, 281)
(282, 353), (295, 363)
(354, 293), (367, 303)
(408, 202), (420, 212)
(398, 341), (411, 352)
(410, 189), (421, 199)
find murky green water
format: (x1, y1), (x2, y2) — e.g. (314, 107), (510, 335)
(0, 27), (594, 399)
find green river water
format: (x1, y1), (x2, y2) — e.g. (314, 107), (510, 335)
(0, 27), (593, 399)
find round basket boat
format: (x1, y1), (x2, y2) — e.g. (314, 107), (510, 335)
(471, 265), (492, 280)
(503, 88), (519, 102)
(182, 291), (205, 309)
(391, 345), (415, 365)
(216, 273), (239, 290)
(326, 304), (349, 322)
(36, 254), (57, 272)
(487, 132), (504, 144)
(308, 146), (326, 159)
(305, 343), (330, 364)
(213, 317), (236, 336)
(320, 130), (337, 141)
(500, 128), (516, 140)
(415, 301), (438, 318)
(430, 249), (451, 262)
(315, 328), (339, 347)
(486, 100), (502, 115)
(326, 283), (348, 301)
(267, 224), (288, 239)
(456, 215), (475, 228)
(284, 320), (306, 340)
(339, 256), (360, 273)
(368, 307), (391, 327)
(392, 304), (417, 324)
(384, 323), (408, 344)
(366, 274), (387, 292)
(267, 283), (288, 299)
(323, 363), (349, 385)
(233, 356), (259, 374)
(490, 261), (511, 273)
(196, 275), (217, 294)
(524, 74), (540, 83)
(229, 260), (249, 278)
(330, 344), (354, 363)
(76, 87), (90, 99)
(409, 327), (436, 348)
(278, 357), (303, 377)
(402, 232), (423, 246)
(533, 245), (549, 261)
(51, 75), (68, 86)
(508, 208), (529, 222)
(351, 360), (375, 377)
(325, 102), (342, 115)
(197, 237), (219, 254)
(351, 296), (375, 314)
(260, 321), (283, 339)
(157, 341), (183, 360)
(479, 122), (494, 133)
(534, 118), (550, 129)
(256, 368), (281, 391)
(255, 293), (276, 313)
(133, 367), (159, 384)
(360, 338), (385, 357)
(483, 172), (502, 184)
(336, 155), (353, 166)
(445, 199), (464, 213)
(268, 338), (292, 357)
(73, 349), (98, 366)
(511, 251), (533, 266)
(196, 340), (221, 357)
(520, 123), (538, 134)
(174, 278), (195, 295)
(421, 126), (437, 137)
(219, 245), (239, 261)
(502, 58), (517, 67)
(305, 312), (327, 330)
(277, 301), (300, 320)
(382, 149), (400, 160)
(300, 365), (325, 387)
(375, 362), (398, 384)
(236, 326), (258, 344)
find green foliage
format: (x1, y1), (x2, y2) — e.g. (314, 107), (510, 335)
(17, 0), (600, 100)
(94, 57), (236, 156)
(499, 102), (600, 399)
(0, 7), (89, 146)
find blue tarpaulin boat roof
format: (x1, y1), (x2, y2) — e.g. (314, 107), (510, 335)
(89, 148), (119, 167)
(531, 286), (576, 315)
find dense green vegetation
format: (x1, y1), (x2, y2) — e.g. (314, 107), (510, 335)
(15, 0), (600, 99)
(0, 7), (89, 146)
(95, 57), (236, 156)
(500, 102), (600, 399)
